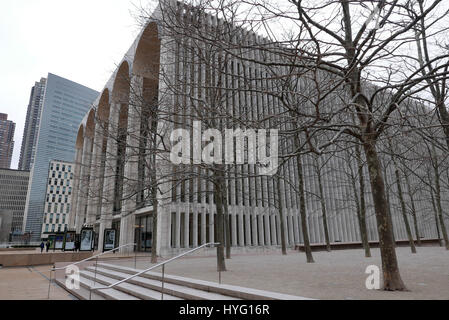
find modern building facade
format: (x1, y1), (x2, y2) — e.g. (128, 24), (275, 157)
(22, 74), (98, 242)
(19, 78), (47, 171)
(0, 113), (16, 169)
(40, 160), (74, 240)
(0, 168), (29, 237)
(70, 1), (449, 256)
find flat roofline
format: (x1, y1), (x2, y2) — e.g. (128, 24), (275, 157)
(0, 168), (30, 173)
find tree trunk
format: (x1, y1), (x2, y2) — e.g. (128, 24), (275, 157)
(394, 168), (417, 254)
(355, 145), (371, 257)
(317, 171), (331, 252)
(213, 167), (227, 272)
(431, 153), (449, 250)
(428, 175), (443, 246)
(404, 173), (421, 246)
(223, 187), (232, 259)
(276, 176), (288, 256)
(436, 100), (449, 150)
(295, 136), (314, 263)
(382, 161), (396, 246)
(363, 140), (406, 291)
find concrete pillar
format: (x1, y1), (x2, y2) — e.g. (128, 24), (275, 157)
(201, 210), (207, 245)
(98, 102), (120, 251)
(238, 213), (244, 247)
(86, 120), (103, 226)
(231, 211), (237, 246)
(75, 135), (92, 233)
(69, 147), (83, 230)
(192, 210), (198, 248)
(258, 212), (265, 246)
(119, 75), (143, 253)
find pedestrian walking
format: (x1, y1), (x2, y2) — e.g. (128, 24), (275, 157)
(45, 240), (50, 253)
(40, 241), (45, 253)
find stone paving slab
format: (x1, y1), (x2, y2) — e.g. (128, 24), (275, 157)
(110, 246), (449, 300)
(0, 265), (74, 300)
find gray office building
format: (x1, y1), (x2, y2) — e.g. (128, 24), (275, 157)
(0, 168), (29, 238)
(0, 113), (16, 169)
(18, 78), (47, 171)
(22, 73), (98, 241)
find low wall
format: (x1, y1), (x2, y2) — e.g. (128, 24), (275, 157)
(295, 238), (442, 252)
(0, 248), (33, 252)
(0, 252), (94, 267)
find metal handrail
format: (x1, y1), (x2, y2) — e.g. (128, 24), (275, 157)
(90, 242), (220, 300)
(50, 243), (136, 271)
(47, 242), (136, 300)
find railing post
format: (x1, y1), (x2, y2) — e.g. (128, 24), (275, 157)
(161, 264), (165, 301)
(47, 269), (52, 300)
(134, 244), (137, 270)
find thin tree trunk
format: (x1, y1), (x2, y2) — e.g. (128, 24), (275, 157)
(428, 175), (443, 246)
(404, 173), (421, 246)
(382, 162), (396, 246)
(394, 168), (417, 254)
(355, 145), (371, 257)
(276, 176), (287, 256)
(295, 136), (314, 263)
(363, 140), (406, 291)
(223, 185), (231, 259)
(315, 157), (331, 252)
(431, 150), (449, 250)
(213, 167), (227, 272)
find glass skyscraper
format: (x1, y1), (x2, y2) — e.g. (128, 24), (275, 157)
(22, 73), (98, 241)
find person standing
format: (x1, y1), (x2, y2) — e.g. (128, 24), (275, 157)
(45, 240), (50, 253)
(40, 241), (45, 253)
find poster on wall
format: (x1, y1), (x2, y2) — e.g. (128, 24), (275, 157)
(48, 234), (56, 250)
(103, 229), (116, 252)
(63, 231), (76, 251)
(80, 228), (94, 252)
(54, 234), (64, 250)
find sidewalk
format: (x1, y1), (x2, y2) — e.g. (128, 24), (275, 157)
(0, 265), (74, 300)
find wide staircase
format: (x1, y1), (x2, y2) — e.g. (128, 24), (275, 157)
(55, 261), (309, 300)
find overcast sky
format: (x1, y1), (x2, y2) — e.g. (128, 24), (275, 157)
(0, 0), (144, 169)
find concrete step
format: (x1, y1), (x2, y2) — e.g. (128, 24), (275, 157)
(80, 270), (182, 300)
(55, 276), (135, 300)
(55, 277), (104, 300)
(85, 266), (239, 300)
(78, 275), (140, 300)
(96, 262), (312, 300)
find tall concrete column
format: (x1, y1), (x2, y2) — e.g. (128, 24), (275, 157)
(69, 147), (83, 230)
(258, 212), (265, 246)
(192, 211), (198, 247)
(120, 75), (143, 253)
(98, 102), (120, 251)
(238, 213), (244, 247)
(86, 120), (103, 226)
(75, 135), (93, 233)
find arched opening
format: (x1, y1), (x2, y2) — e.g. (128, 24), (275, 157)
(96, 89), (111, 221)
(76, 125), (85, 151)
(111, 61), (131, 215)
(133, 22), (161, 209)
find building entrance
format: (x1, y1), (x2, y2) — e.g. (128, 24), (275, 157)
(135, 215), (153, 252)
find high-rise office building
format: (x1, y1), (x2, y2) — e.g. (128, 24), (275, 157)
(18, 78), (47, 171)
(41, 160), (74, 239)
(0, 113), (16, 169)
(0, 168), (29, 237)
(22, 73), (98, 242)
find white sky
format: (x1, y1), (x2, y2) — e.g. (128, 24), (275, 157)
(0, 0), (144, 169)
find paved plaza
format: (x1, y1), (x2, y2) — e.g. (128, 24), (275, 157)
(0, 246), (447, 300)
(111, 246), (449, 300)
